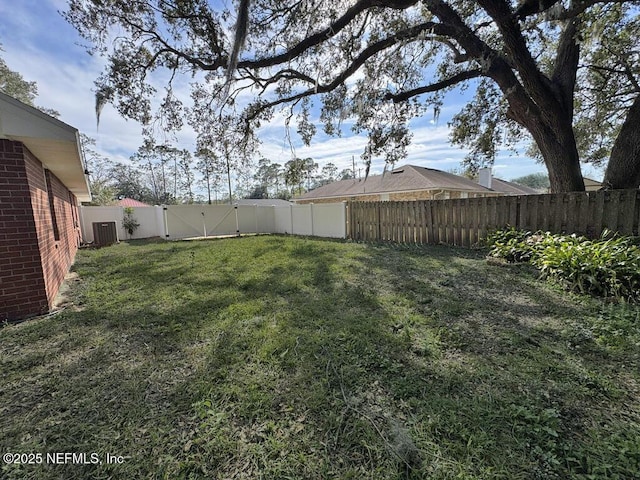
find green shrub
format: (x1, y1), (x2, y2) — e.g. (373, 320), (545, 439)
(486, 228), (640, 303)
(122, 207), (140, 237)
(485, 227), (536, 262)
(485, 228), (582, 263)
(533, 233), (640, 303)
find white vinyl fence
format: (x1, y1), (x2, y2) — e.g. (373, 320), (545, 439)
(79, 203), (346, 243)
(79, 206), (165, 243)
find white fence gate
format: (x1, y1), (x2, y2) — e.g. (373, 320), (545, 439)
(79, 203), (346, 242)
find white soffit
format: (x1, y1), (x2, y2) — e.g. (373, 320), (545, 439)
(0, 92), (91, 202)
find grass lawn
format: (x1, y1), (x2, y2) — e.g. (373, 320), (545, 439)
(1, 235), (639, 479)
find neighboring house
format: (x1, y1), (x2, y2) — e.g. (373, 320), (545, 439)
(294, 165), (499, 204)
(480, 168), (603, 194)
(487, 178), (542, 195)
(476, 168), (543, 195)
(0, 92), (91, 322)
(583, 177), (603, 192)
(118, 197), (152, 207)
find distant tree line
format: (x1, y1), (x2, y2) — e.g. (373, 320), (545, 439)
(1, 46), (357, 205)
(83, 140), (356, 206)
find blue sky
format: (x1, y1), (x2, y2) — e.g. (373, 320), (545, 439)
(0, 0), (604, 182)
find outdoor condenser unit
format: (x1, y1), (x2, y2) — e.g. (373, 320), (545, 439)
(92, 222), (118, 246)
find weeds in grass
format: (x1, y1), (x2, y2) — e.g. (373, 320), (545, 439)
(1, 236), (638, 479)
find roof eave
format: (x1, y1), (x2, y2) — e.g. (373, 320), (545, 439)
(295, 186), (496, 201)
(0, 92), (92, 202)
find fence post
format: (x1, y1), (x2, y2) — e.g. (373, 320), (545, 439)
(163, 206), (170, 239)
(342, 200), (349, 238)
(290, 204), (294, 235)
(255, 204), (259, 234)
(377, 203), (382, 241)
(310, 203), (315, 236)
(234, 205), (240, 236)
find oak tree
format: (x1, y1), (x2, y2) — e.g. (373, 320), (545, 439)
(64, 0), (640, 192)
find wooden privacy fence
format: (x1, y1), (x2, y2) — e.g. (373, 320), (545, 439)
(347, 189), (640, 247)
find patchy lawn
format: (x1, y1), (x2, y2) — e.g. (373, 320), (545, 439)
(1, 235), (639, 479)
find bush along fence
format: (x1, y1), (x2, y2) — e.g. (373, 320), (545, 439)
(486, 228), (640, 303)
(346, 189), (640, 247)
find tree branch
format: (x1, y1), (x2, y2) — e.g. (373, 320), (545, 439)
(475, 0), (563, 125)
(238, 0), (420, 70)
(239, 67), (317, 94)
(551, 18), (580, 116)
(246, 21), (446, 118)
(112, 12), (223, 71)
(515, 0), (629, 21)
(423, 0), (543, 127)
(385, 69), (484, 102)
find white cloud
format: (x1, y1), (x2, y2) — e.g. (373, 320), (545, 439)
(1, 0), (584, 187)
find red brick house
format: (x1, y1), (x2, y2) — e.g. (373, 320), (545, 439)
(0, 92), (91, 321)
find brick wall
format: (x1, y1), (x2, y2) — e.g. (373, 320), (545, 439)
(0, 140), (48, 320)
(0, 140), (81, 321)
(296, 194), (382, 204)
(389, 190), (438, 201)
(24, 147), (81, 308)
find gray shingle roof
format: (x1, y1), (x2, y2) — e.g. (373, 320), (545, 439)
(489, 178), (542, 195)
(296, 165), (493, 200)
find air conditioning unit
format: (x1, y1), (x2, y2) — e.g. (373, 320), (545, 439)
(92, 222), (118, 246)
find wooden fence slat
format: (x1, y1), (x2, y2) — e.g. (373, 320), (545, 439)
(539, 194), (550, 232)
(434, 200), (440, 245)
(488, 197), (497, 234)
(417, 201), (424, 244)
(389, 202), (396, 242)
(409, 201), (415, 243)
(383, 202), (390, 241)
(404, 201), (410, 243)
(601, 190), (617, 233)
(460, 199), (468, 247)
(577, 192), (589, 236)
(402, 201), (407, 243)
(426, 200), (434, 244)
(444, 200), (451, 244)
(481, 198), (488, 237)
(469, 198), (479, 246)
(412, 201), (418, 243)
(395, 202), (400, 243)
(621, 189), (636, 236)
(450, 200), (457, 246)
(550, 194), (562, 233)
(456, 200), (464, 246)
(346, 189), (639, 246)
(593, 191), (605, 237)
(635, 190), (640, 236)
(509, 196), (516, 229)
(521, 195), (531, 231)
(566, 193), (578, 234)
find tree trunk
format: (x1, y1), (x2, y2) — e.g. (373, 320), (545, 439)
(530, 122), (585, 193)
(541, 141), (585, 193)
(604, 95), (640, 189)
(226, 157), (233, 204)
(206, 171), (212, 204)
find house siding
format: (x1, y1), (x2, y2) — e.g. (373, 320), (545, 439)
(0, 140), (81, 321)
